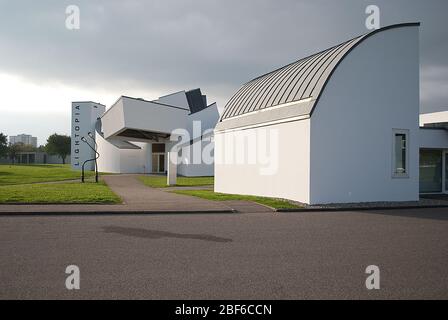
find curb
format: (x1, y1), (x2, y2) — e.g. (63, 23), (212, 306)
(0, 209), (237, 216)
(275, 204), (448, 212)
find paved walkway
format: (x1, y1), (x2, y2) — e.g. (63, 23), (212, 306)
(0, 175), (269, 214)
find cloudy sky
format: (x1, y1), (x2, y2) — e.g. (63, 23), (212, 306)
(0, 0), (447, 145)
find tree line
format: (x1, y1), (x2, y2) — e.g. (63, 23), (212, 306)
(0, 133), (71, 164)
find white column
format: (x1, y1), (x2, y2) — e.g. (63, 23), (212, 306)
(167, 151), (177, 186)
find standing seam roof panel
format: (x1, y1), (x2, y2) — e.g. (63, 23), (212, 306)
(281, 47), (336, 104)
(294, 38), (359, 101)
(239, 67), (281, 116)
(237, 61), (292, 116)
(261, 56), (313, 109)
(244, 60), (299, 114)
(249, 53), (314, 113)
(307, 37), (362, 98)
(222, 79), (257, 119)
(255, 59), (307, 111)
(219, 23), (419, 122)
(224, 75), (266, 118)
(270, 49), (328, 107)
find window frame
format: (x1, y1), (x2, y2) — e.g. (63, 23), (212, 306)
(392, 129), (410, 179)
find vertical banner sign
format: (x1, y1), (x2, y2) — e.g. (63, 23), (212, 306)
(71, 102), (105, 171)
(71, 104), (82, 169)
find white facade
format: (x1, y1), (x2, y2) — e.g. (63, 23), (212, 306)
(215, 23), (439, 204)
(215, 119), (311, 203)
(71, 89), (219, 176)
(308, 25), (420, 203)
(9, 134), (37, 147)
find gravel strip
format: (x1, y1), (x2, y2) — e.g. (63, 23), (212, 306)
(287, 196), (448, 210)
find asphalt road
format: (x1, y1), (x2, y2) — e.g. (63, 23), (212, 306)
(0, 208), (447, 299)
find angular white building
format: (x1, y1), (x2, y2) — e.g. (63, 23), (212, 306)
(71, 89), (219, 175)
(215, 23), (448, 204)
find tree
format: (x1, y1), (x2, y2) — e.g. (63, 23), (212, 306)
(0, 133), (7, 158)
(8, 142), (24, 164)
(45, 134), (71, 164)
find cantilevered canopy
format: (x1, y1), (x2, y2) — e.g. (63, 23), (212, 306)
(217, 23), (419, 130)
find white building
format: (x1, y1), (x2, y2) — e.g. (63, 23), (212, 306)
(214, 23), (448, 204)
(71, 89), (219, 175)
(9, 134), (37, 147)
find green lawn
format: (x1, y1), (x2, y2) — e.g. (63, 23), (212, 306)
(0, 164), (93, 186)
(139, 175), (214, 188)
(0, 182), (121, 204)
(171, 189), (301, 209)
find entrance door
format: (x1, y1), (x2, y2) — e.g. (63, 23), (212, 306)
(446, 152), (448, 193)
(151, 143), (166, 173)
(151, 154), (165, 173)
(419, 149), (442, 193)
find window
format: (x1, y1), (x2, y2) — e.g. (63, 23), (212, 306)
(152, 143), (165, 153)
(392, 129), (409, 178)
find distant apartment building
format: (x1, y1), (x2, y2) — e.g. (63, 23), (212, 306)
(9, 134), (38, 147)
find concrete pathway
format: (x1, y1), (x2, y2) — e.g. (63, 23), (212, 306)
(103, 175), (230, 211)
(0, 175), (236, 214)
(0, 175), (277, 214)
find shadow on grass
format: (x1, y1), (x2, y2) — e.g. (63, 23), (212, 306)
(102, 226), (233, 243)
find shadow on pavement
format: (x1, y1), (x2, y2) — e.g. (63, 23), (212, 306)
(102, 226), (233, 243)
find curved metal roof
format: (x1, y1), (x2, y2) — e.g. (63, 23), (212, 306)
(219, 23), (420, 125)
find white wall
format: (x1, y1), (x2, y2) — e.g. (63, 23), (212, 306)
(309, 26), (420, 204)
(214, 119), (311, 203)
(119, 97), (189, 137)
(96, 132), (148, 173)
(100, 98), (125, 139)
(96, 132), (122, 173)
(154, 91), (189, 110)
(119, 144), (147, 173)
(176, 103), (220, 176)
(177, 140), (215, 177)
(187, 103), (220, 134)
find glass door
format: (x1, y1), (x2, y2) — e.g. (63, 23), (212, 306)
(419, 150), (442, 193)
(151, 153), (165, 173)
(151, 143), (166, 173)
(445, 152), (448, 193)
(159, 154), (165, 172)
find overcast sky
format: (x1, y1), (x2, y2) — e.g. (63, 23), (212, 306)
(0, 0), (447, 145)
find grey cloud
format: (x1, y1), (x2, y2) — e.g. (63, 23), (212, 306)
(0, 0), (446, 111)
